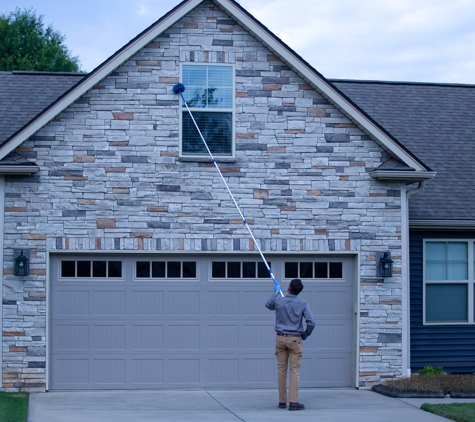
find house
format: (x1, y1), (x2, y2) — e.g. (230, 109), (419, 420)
(0, 0), (459, 393)
(332, 80), (475, 373)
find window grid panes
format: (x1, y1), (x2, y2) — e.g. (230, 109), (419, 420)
(61, 260), (122, 278)
(211, 261), (271, 279)
(284, 261), (343, 279)
(424, 240), (475, 325)
(136, 261), (196, 279)
(181, 65), (233, 156)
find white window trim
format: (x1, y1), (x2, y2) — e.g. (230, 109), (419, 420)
(178, 63), (235, 159)
(423, 239), (475, 325)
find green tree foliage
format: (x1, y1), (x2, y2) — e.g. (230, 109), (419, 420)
(0, 8), (82, 72)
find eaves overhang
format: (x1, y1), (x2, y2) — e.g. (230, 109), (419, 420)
(370, 170), (436, 182)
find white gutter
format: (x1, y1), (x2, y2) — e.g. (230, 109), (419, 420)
(370, 170), (436, 181)
(0, 166), (39, 175)
(410, 220), (475, 230)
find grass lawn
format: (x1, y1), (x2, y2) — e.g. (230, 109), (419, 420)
(0, 392), (28, 422)
(422, 403), (475, 422)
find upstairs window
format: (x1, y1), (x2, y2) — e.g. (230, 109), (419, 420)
(180, 64), (234, 157)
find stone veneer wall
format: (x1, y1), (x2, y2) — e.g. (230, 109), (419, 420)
(2, 1), (403, 391)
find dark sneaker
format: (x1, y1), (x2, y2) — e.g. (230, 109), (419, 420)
(278, 402), (287, 408)
(289, 402), (305, 411)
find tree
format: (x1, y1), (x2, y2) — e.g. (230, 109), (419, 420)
(0, 8), (83, 72)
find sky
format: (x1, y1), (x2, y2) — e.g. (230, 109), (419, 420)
(2, 0), (475, 84)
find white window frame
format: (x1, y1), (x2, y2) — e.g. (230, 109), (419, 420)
(179, 63), (235, 158)
(423, 239), (475, 325)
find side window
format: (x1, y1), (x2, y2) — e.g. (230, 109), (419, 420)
(180, 64), (234, 157)
(424, 241), (471, 324)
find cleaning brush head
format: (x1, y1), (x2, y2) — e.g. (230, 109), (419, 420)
(173, 83), (185, 94)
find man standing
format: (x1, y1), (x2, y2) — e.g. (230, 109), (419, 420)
(265, 278), (315, 411)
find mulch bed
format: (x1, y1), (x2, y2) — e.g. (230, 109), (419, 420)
(372, 374), (475, 399)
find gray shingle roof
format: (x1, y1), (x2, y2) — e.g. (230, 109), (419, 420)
(0, 71), (85, 142)
(333, 80), (475, 221)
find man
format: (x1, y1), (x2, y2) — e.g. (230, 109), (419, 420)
(265, 278), (315, 411)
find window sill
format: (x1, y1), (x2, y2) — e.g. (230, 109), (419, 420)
(178, 156), (236, 163)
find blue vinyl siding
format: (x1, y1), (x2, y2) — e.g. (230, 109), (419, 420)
(410, 230), (475, 373)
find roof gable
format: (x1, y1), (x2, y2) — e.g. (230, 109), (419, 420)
(0, 0), (431, 174)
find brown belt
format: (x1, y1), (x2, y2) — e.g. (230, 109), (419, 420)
(277, 332), (300, 337)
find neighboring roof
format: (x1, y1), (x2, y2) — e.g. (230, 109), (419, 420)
(333, 79), (475, 222)
(0, 0), (431, 176)
(0, 71), (85, 142)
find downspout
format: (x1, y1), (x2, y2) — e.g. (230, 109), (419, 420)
(402, 181), (425, 376)
(0, 177), (4, 375)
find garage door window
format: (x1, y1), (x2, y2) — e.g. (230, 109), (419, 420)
(136, 261), (197, 279)
(61, 260), (122, 278)
(285, 261), (343, 279)
(212, 261), (271, 278)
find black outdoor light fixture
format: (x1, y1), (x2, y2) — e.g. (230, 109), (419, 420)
(377, 251), (394, 278)
(14, 249), (30, 276)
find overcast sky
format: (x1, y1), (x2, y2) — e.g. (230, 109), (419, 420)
(3, 0), (475, 84)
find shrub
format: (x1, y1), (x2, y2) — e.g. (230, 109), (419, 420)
(419, 366), (444, 376)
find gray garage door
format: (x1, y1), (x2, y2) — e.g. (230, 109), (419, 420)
(49, 253), (355, 390)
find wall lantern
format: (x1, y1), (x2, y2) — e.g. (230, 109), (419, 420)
(14, 249), (30, 276)
(377, 251), (394, 278)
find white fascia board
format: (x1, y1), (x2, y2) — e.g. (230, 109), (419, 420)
(410, 220), (475, 230)
(0, 0), (205, 161)
(216, 0), (429, 172)
(369, 170), (436, 181)
(0, 165), (39, 175)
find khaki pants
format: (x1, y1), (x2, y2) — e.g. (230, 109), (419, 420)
(275, 334), (303, 403)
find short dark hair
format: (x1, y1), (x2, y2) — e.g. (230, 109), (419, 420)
(289, 278), (303, 295)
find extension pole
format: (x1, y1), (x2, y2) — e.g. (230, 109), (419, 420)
(173, 83), (283, 297)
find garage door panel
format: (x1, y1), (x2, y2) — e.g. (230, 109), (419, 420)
(130, 359), (164, 385)
(208, 291), (239, 315)
(55, 290), (89, 316)
(242, 324), (275, 349)
(166, 359), (200, 384)
(130, 324), (164, 350)
(91, 359), (126, 386)
(93, 291), (126, 316)
(167, 325), (201, 350)
(314, 322), (353, 350)
(208, 325), (239, 349)
(53, 359), (89, 387)
(314, 354), (353, 387)
(207, 358), (239, 383)
(130, 291), (164, 316)
(167, 291), (200, 316)
(53, 324), (89, 350)
(50, 254), (355, 390)
(242, 291), (272, 316)
(242, 358), (275, 383)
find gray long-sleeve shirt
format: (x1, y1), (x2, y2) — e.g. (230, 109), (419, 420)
(265, 292), (316, 337)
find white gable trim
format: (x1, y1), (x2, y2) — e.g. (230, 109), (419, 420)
(1, 0), (429, 172)
(0, 0), (203, 160)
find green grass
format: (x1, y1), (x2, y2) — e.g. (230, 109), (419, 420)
(0, 392), (28, 422)
(422, 403), (475, 422)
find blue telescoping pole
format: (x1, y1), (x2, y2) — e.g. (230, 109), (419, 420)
(173, 83), (283, 297)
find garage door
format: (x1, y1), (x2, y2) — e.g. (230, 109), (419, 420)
(49, 253), (355, 389)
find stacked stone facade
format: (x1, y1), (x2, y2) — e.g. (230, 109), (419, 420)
(2, 1), (403, 391)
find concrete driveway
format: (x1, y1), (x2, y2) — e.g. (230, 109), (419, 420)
(27, 388), (457, 422)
